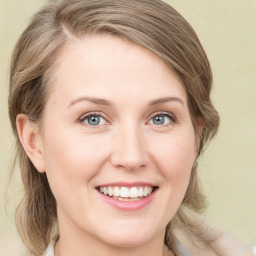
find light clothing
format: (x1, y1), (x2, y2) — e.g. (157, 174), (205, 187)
(42, 236), (58, 256)
(42, 236), (194, 256)
(252, 245), (256, 256)
(175, 239), (194, 256)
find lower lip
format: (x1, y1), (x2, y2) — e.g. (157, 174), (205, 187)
(96, 189), (157, 211)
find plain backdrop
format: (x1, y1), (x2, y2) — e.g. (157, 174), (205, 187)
(1, 0), (255, 255)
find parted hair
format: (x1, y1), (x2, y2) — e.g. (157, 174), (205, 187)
(8, 0), (220, 255)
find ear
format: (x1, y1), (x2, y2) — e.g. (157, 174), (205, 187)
(16, 114), (45, 173)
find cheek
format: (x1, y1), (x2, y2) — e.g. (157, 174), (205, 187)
(145, 132), (196, 226)
(150, 130), (196, 192)
(152, 132), (196, 170)
(41, 127), (110, 199)
(40, 133), (112, 220)
(42, 124), (107, 170)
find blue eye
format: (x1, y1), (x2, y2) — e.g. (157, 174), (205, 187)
(82, 115), (106, 126)
(150, 114), (174, 126)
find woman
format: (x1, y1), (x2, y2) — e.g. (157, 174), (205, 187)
(8, 0), (252, 255)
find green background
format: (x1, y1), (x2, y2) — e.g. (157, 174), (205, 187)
(1, 0), (255, 254)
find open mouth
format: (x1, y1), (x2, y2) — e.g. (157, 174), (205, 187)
(96, 186), (158, 201)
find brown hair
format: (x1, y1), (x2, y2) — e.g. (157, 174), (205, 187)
(8, 0), (220, 255)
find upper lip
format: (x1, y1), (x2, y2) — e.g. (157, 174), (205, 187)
(96, 182), (158, 188)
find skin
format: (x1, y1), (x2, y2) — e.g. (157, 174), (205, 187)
(17, 34), (200, 256)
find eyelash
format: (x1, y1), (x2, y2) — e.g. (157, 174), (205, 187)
(79, 111), (176, 128)
(79, 112), (108, 127)
(147, 111), (177, 127)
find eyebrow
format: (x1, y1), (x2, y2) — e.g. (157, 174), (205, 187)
(68, 96), (111, 108)
(148, 97), (184, 106)
(68, 96), (184, 108)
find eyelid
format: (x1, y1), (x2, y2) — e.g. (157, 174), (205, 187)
(147, 111), (177, 125)
(78, 111), (176, 127)
(79, 112), (111, 126)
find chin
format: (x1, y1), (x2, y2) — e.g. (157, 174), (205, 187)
(96, 226), (160, 248)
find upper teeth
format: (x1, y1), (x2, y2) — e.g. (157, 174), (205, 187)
(99, 186), (153, 198)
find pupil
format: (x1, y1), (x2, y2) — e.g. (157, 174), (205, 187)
(153, 115), (164, 125)
(89, 116), (100, 125)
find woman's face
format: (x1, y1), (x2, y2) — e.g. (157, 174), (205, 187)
(38, 34), (198, 247)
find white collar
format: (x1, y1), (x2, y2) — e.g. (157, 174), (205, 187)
(42, 235), (58, 256)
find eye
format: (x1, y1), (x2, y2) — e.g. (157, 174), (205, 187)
(81, 114), (107, 126)
(149, 113), (175, 126)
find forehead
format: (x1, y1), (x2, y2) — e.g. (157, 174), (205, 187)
(46, 34), (187, 106)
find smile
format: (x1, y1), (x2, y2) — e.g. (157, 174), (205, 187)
(98, 186), (154, 201)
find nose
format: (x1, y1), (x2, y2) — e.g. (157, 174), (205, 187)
(110, 124), (147, 171)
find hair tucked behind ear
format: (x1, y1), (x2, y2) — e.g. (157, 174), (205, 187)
(9, 0), (219, 255)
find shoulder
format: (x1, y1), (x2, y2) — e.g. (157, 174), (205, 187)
(209, 232), (253, 256)
(176, 226), (253, 256)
